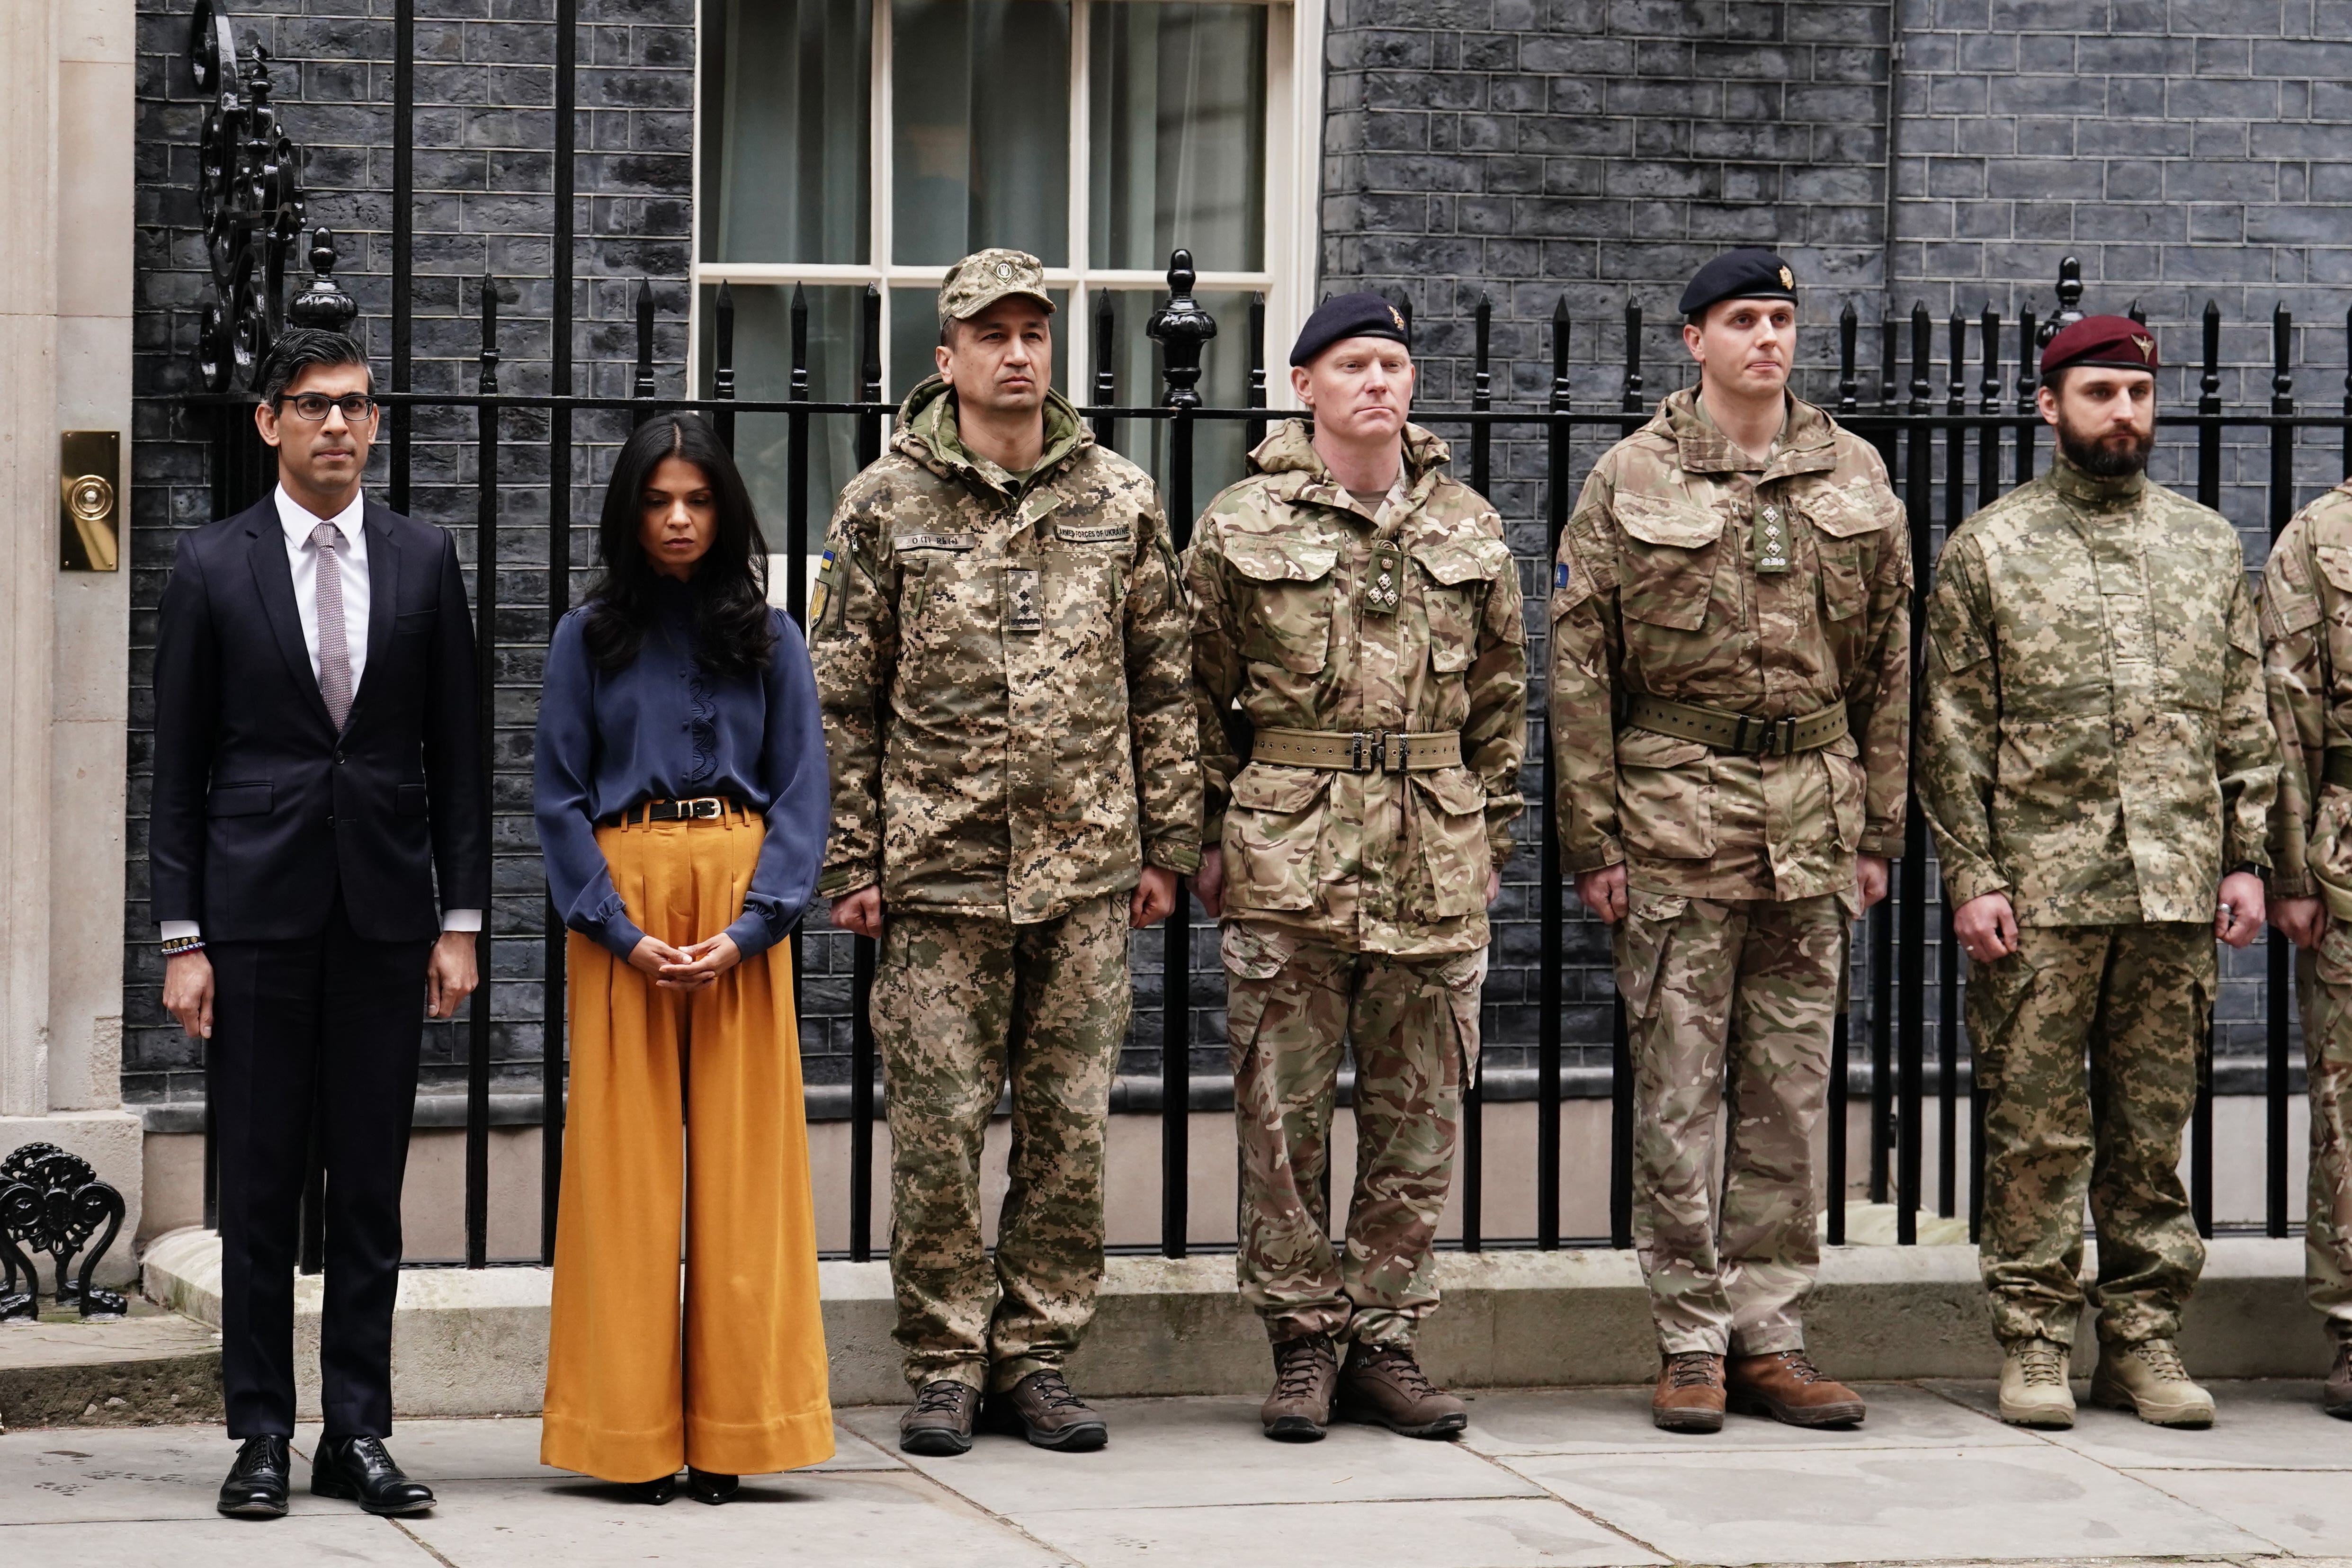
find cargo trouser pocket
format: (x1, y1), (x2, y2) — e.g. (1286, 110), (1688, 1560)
(1429, 947), (1487, 1088)
(1612, 887), (1688, 1025)
(1223, 765), (1330, 912)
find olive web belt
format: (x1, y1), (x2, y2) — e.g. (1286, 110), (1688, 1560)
(1251, 727), (1464, 773)
(1624, 695), (1849, 757)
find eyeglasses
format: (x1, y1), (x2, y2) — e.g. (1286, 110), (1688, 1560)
(276, 393), (379, 422)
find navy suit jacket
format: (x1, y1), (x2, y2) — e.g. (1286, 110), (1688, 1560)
(149, 495), (490, 943)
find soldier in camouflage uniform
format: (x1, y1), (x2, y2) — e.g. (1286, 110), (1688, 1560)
(1187, 292), (1526, 1443)
(1550, 250), (1910, 1435)
(811, 251), (1199, 1456)
(2254, 475), (2352, 1420)
(1921, 315), (2278, 1432)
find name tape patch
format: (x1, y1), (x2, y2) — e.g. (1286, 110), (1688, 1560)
(896, 532), (976, 552)
(1057, 523), (1132, 545)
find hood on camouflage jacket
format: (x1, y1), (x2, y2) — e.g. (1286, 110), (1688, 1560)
(1183, 417), (1528, 957)
(808, 375), (1200, 923)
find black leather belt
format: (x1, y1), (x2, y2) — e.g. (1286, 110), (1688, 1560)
(603, 796), (747, 827)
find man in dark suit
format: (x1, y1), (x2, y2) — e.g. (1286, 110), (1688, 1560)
(153, 328), (489, 1519)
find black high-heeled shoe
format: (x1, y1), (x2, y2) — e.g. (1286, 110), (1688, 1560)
(625, 1472), (679, 1505)
(687, 1468), (739, 1505)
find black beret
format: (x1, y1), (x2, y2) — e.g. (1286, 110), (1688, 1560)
(1291, 291), (1411, 367)
(2040, 314), (2160, 381)
(1679, 248), (1799, 317)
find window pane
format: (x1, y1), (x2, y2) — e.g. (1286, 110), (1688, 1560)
(702, 0), (871, 264)
(696, 284), (872, 549)
(890, 287), (1072, 407)
(892, 0), (1071, 266)
(1089, 4), (1267, 273)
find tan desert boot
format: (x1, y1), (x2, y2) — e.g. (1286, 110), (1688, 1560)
(1998, 1338), (2076, 1428)
(2090, 1338), (2215, 1428)
(1651, 1351), (1726, 1433)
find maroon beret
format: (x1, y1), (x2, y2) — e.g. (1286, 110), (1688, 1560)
(2040, 314), (2161, 381)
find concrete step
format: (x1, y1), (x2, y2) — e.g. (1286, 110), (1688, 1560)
(140, 1225), (2338, 1418)
(0, 1299), (222, 1431)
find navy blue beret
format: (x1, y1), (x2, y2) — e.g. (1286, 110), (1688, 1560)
(1678, 249), (1799, 317)
(1291, 291), (1411, 367)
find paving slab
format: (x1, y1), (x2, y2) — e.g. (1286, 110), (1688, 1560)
(1495, 1445), (2273, 1565)
(292, 1415), (903, 1480)
(0, 1421), (341, 1524)
(0, 1515), (434, 1563)
(2119, 1466), (2352, 1556)
(840, 1396), (1545, 1513)
(1460, 1382), (2035, 1457)
(1012, 1496), (1667, 1568)
(398, 1472), (1069, 1567)
(1926, 1378), (2352, 1469)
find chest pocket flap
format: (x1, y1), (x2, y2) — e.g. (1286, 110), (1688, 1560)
(1613, 491), (1722, 632)
(2317, 544), (2352, 596)
(1615, 490), (1726, 549)
(1409, 535), (1512, 585)
(1802, 476), (1893, 538)
(1225, 534), (1340, 583)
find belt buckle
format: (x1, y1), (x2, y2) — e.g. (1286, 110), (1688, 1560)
(689, 797), (722, 820)
(1348, 732), (1369, 772)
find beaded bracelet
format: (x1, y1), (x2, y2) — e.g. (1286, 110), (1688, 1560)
(160, 935), (206, 958)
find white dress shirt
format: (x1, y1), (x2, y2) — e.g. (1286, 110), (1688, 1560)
(160, 485), (480, 944)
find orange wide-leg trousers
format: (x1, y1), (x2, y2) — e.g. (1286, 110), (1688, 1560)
(541, 812), (833, 1482)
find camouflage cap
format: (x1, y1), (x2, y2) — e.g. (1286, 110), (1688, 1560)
(937, 249), (1055, 325)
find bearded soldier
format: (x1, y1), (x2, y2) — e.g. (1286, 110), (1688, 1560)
(812, 250), (1199, 1456)
(1188, 293), (1527, 1443)
(1921, 316), (2279, 1430)
(1551, 249), (1910, 1435)
(2256, 476), (2352, 1421)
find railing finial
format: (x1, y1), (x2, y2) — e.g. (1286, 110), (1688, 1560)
(1146, 248), (1218, 409)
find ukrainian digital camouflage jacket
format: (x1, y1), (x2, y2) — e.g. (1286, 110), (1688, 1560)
(2259, 479), (2352, 914)
(1185, 419), (1527, 957)
(1548, 388), (1912, 904)
(810, 376), (1200, 923)
(1920, 455), (2277, 927)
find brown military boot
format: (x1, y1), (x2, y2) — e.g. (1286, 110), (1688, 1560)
(1651, 1351), (1726, 1433)
(2325, 1340), (2352, 1420)
(1261, 1334), (1340, 1442)
(1725, 1350), (1866, 1428)
(899, 1380), (982, 1456)
(981, 1369), (1109, 1451)
(1335, 1342), (1468, 1439)
(2091, 1338), (2213, 1428)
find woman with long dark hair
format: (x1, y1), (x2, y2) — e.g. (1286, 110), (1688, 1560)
(534, 413), (832, 1502)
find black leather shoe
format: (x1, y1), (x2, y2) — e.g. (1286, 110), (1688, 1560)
(311, 1435), (436, 1516)
(625, 1473), (679, 1505)
(217, 1434), (290, 1518)
(687, 1467), (739, 1505)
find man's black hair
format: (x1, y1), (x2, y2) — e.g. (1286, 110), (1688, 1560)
(258, 328), (372, 407)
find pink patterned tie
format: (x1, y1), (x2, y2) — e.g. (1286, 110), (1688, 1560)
(312, 521), (352, 730)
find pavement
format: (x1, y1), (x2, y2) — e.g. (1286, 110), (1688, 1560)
(3, 1381), (2349, 1566)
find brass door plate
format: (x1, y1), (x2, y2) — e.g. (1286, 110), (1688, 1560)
(61, 430), (121, 572)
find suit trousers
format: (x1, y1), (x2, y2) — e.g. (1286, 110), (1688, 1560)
(211, 893), (431, 1438)
(541, 812), (833, 1482)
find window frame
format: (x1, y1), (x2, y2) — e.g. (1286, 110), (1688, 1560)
(689, 0), (1324, 409)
